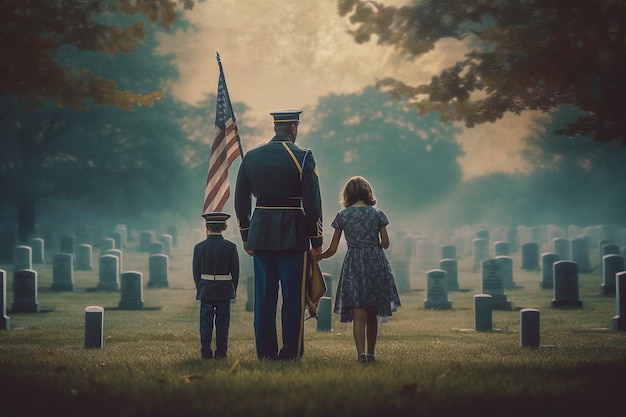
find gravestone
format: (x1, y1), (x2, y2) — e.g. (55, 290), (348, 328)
(12, 269), (39, 313)
(245, 275), (254, 312)
(75, 244), (93, 271)
(59, 235), (74, 255)
(521, 243), (540, 271)
(148, 254), (169, 288)
(506, 228), (519, 252)
(496, 256), (515, 289)
(472, 238), (490, 272)
(316, 296), (332, 331)
(119, 271), (144, 310)
(322, 272), (333, 298)
(392, 259), (411, 293)
(494, 241), (510, 257)
(51, 253), (74, 291)
(552, 237), (570, 261)
(103, 249), (123, 274)
(601, 254), (624, 295)
(110, 231), (124, 251)
(113, 224), (128, 245)
(481, 259), (512, 310)
(149, 241), (164, 255)
(84, 306), (104, 348)
(475, 229), (489, 242)
(601, 243), (620, 257)
(98, 254), (120, 291)
(440, 259), (459, 291)
(474, 294), (492, 332)
(166, 226), (178, 247)
(139, 231), (155, 252)
(612, 271), (626, 331)
(540, 253), (560, 289)
(13, 245), (32, 271)
(571, 236), (592, 272)
(415, 239), (439, 271)
(520, 308), (540, 348)
(551, 261), (582, 308)
(100, 237), (115, 251)
(441, 245), (456, 260)
(158, 234), (173, 257)
(29, 237), (45, 264)
(1, 269), (9, 330)
(424, 269), (452, 309)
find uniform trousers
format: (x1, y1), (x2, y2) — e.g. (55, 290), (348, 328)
(200, 300), (231, 358)
(253, 250), (309, 360)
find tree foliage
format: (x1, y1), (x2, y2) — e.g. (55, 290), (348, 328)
(337, 0), (626, 143)
(0, 3), (199, 243)
(0, 0), (194, 110)
(301, 86), (463, 222)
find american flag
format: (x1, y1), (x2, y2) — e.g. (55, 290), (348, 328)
(203, 53), (243, 214)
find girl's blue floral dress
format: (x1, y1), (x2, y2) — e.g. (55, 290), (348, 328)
(331, 205), (401, 322)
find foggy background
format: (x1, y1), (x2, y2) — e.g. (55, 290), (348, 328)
(2, 0), (626, 256)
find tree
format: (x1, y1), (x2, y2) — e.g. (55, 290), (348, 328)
(0, 0), (193, 110)
(0, 3), (196, 244)
(301, 86), (463, 223)
(337, 0), (626, 143)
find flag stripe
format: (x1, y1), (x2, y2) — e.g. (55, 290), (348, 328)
(203, 62), (242, 214)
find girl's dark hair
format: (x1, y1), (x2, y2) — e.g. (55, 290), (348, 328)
(340, 176), (377, 208)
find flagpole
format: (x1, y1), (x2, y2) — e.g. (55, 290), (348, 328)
(216, 52), (244, 160)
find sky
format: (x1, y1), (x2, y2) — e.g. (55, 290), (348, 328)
(157, 0), (542, 179)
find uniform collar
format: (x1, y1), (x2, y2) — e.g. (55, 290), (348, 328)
(206, 234), (224, 239)
(271, 135), (292, 143)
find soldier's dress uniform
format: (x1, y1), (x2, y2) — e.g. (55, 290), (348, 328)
(192, 212), (240, 359)
(235, 110), (323, 360)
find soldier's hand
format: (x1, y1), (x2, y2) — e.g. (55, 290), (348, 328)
(243, 241), (253, 256)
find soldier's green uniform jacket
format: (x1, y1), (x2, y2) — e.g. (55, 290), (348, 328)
(234, 135), (323, 250)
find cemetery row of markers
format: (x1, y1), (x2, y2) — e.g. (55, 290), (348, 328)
(1, 224), (626, 351)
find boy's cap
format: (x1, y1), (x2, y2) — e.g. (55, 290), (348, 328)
(201, 212), (231, 224)
(270, 110), (303, 125)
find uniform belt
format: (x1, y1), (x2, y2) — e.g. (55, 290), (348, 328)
(256, 197), (302, 208)
(200, 274), (232, 281)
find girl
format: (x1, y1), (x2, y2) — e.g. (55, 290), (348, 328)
(317, 176), (401, 363)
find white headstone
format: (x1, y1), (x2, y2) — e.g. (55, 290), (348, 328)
(13, 245), (32, 271)
(520, 308), (540, 348)
(75, 244), (93, 271)
(481, 259), (512, 310)
(84, 306), (104, 348)
(12, 269), (39, 313)
(551, 261), (582, 308)
(0, 269), (10, 330)
(540, 252), (560, 289)
(52, 253), (74, 291)
(601, 254), (624, 295)
(424, 269), (452, 309)
(119, 271), (144, 310)
(148, 254), (169, 288)
(98, 254), (119, 291)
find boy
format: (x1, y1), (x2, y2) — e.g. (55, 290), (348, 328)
(192, 212), (240, 359)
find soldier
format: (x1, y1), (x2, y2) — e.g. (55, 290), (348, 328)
(235, 110), (323, 360)
(192, 212), (240, 359)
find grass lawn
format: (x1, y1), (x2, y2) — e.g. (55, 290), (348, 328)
(1, 230), (625, 417)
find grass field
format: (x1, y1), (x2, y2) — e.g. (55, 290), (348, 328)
(1, 230), (626, 417)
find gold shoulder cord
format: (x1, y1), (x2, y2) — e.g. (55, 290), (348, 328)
(282, 142), (303, 181)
